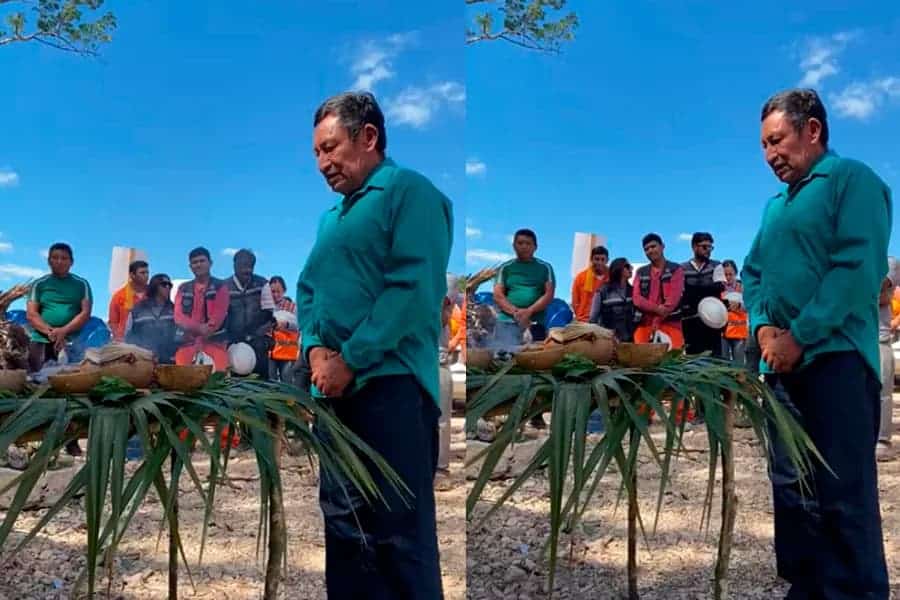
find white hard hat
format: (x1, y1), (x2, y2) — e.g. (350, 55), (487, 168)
(228, 342), (257, 375)
(698, 297), (728, 329)
(651, 329), (673, 350)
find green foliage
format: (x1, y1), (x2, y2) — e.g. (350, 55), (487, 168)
(0, 375), (408, 597)
(0, 0), (116, 56)
(466, 0), (578, 53)
(466, 353), (826, 595)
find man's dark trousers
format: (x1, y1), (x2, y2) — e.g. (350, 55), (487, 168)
(766, 352), (889, 599)
(317, 375), (443, 600)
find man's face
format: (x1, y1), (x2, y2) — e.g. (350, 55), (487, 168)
(131, 267), (150, 287)
(513, 235), (536, 260)
(591, 253), (609, 274)
(761, 110), (824, 185)
(313, 114), (379, 195)
(190, 255), (211, 278)
(693, 240), (713, 261)
(724, 265), (737, 285)
(234, 258), (254, 283)
(270, 281), (285, 304)
(643, 241), (663, 263)
(48, 250), (72, 277)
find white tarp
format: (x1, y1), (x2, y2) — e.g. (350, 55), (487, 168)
(108, 246), (149, 294)
(570, 232), (606, 279)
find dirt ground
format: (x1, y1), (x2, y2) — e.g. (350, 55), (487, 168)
(466, 396), (900, 600)
(0, 417), (467, 600)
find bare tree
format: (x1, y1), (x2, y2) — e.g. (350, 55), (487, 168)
(0, 0), (116, 56)
(466, 0), (577, 53)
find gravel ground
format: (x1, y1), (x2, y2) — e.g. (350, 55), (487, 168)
(0, 417), (467, 600)
(466, 396), (900, 599)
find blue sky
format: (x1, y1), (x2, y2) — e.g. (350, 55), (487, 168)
(0, 1), (464, 313)
(465, 1), (900, 299)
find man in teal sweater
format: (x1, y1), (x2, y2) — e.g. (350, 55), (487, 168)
(297, 91), (452, 600)
(743, 88), (891, 598)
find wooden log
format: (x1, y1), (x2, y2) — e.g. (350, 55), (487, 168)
(714, 390), (737, 599)
(264, 416), (286, 599)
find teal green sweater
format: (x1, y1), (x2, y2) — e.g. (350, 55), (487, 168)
(296, 158), (453, 405)
(742, 151), (892, 378)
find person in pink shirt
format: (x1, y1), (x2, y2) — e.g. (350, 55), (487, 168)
(632, 233), (685, 349)
(173, 247), (230, 371)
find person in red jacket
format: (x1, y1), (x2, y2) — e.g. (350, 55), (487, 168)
(632, 233), (684, 349)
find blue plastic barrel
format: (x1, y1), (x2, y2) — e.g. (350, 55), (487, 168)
(544, 298), (574, 329)
(473, 291), (495, 306)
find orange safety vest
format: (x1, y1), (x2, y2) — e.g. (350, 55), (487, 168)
(723, 284), (748, 340)
(270, 329), (300, 361)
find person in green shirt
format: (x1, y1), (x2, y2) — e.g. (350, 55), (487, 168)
(297, 91), (451, 600)
(26, 242), (93, 457)
(26, 242), (93, 371)
(492, 228), (556, 348)
(743, 88), (890, 598)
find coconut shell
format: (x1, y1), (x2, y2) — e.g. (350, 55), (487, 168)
(616, 343), (669, 368)
(155, 364), (212, 392)
(49, 369), (103, 394)
(559, 337), (616, 365)
(467, 348), (493, 370)
(100, 359), (155, 388)
(0, 369), (27, 394)
(514, 345), (566, 371)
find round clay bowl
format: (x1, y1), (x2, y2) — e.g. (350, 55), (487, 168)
(0, 369), (27, 394)
(615, 343), (669, 368)
(467, 348), (493, 370)
(514, 345), (566, 371)
(49, 369), (103, 395)
(100, 360), (155, 388)
(561, 338), (616, 365)
(155, 364), (212, 392)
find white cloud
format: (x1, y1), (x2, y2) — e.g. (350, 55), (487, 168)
(0, 264), (45, 280)
(0, 168), (19, 187)
(796, 30), (859, 88)
(222, 248), (239, 257)
(0, 241), (12, 253)
(385, 81), (465, 128)
(831, 76), (900, 120)
(465, 159), (487, 177)
(677, 233), (693, 242)
(465, 225), (482, 239)
(466, 249), (514, 265)
(350, 32), (417, 92)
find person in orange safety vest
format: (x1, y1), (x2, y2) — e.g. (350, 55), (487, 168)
(721, 260), (748, 365)
(268, 276), (299, 383)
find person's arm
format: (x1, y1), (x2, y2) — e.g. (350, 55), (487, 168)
(529, 279), (555, 316)
(492, 274), (518, 318)
(56, 280), (92, 342)
(589, 288), (604, 324)
(207, 285), (231, 333)
(339, 179), (453, 372)
(790, 166), (892, 347)
(632, 274), (659, 314)
(659, 268), (684, 315)
(173, 287), (202, 337)
(571, 272), (583, 317)
(108, 290), (122, 340)
(26, 295), (53, 339)
(742, 210), (773, 340)
(297, 265), (325, 361)
(123, 311), (135, 340)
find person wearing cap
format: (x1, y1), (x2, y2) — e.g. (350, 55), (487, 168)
(297, 91), (451, 599)
(743, 88), (890, 597)
(680, 232), (726, 358)
(571, 245), (609, 322)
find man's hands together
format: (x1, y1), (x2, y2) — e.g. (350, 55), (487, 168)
(310, 347), (354, 397)
(758, 326), (803, 373)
